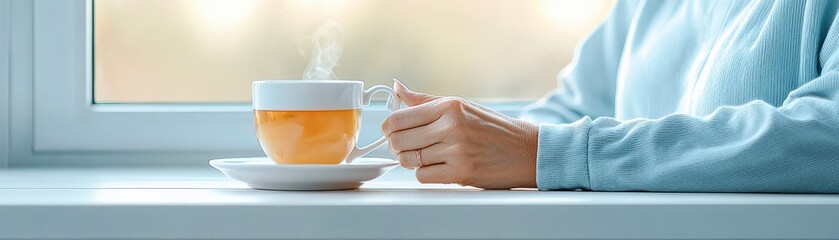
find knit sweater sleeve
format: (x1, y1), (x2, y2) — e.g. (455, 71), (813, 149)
(536, 14), (839, 193)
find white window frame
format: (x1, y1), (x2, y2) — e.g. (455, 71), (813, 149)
(1, 0), (10, 168)
(4, 0), (528, 167)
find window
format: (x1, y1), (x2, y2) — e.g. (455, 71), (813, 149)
(93, 0), (613, 103)
(10, 0), (610, 166)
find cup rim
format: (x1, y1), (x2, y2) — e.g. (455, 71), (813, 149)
(253, 80), (362, 84)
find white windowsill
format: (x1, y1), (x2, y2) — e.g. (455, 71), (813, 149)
(1, 168), (839, 239)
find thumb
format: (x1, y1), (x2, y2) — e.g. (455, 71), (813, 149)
(392, 78), (440, 106)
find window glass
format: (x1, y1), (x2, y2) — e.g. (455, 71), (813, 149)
(93, 0), (613, 103)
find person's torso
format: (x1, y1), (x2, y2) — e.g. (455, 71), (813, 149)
(614, 0), (835, 119)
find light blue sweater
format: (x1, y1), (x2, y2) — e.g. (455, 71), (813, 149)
(520, 0), (839, 193)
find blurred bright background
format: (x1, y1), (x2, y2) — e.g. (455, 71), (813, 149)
(93, 0), (614, 103)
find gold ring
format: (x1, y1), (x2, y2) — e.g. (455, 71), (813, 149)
(416, 149), (423, 167)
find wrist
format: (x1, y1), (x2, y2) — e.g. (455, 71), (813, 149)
(515, 120), (540, 188)
(535, 118), (593, 190)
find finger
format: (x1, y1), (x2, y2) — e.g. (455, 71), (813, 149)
(388, 119), (445, 152)
(393, 78), (440, 106)
(381, 97), (449, 136)
(415, 163), (455, 184)
(396, 143), (448, 169)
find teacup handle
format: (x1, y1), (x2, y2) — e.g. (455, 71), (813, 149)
(345, 85), (403, 163)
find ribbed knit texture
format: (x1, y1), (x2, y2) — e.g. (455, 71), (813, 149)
(520, 0), (839, 193)
(536, 117), (593, 190)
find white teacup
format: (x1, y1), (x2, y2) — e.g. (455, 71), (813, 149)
(252, 80), (401, 164)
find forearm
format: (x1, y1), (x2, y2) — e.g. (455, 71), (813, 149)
(537, 81), (839, 193)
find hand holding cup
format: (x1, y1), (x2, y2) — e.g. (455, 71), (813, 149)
(381, 80), (539, 189)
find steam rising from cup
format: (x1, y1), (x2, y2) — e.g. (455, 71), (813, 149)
(302, 21), (345, 80)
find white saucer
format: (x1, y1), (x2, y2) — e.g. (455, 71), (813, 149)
(209, 157), (399, 191)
